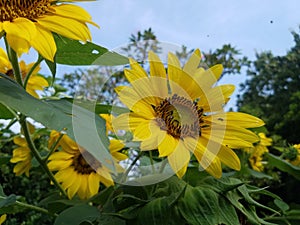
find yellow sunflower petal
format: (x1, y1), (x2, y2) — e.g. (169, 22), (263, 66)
(3, 18), (36, 42)
(38, 15), (91, 41)
(128, 58), (148, 79)
(53, 4), (99, 27)
(112, 152), (128, 161)
(109, 139), (125, 153)
(13, 136), (27, 147)
(97, 168), (114, 187)
(167, 140), (190, 178)
(149, 51), (167, 78)
(48, 159), (73, 171)
(158, 133), (179, 157)
(88, 172), (100, 197)
(30, 24), (56, 61)
(60, 168), (77, 190)
(77, 174), (89, 199)
(140, 125), (165, 150)
(67, 173), (81, 199)
(48, 151), (74, 160)
(183, 49), (201, 75)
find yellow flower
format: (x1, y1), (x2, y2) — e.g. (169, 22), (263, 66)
(0, 214), (6, 225)
(10, 136), (32, 177)
(113, 49), (264, 178)
(0, 47), (48, 98)
(247, 133), (272, 172)
(48, 130), (127, 199)
(290, 144), (300, 166)
(100, 114), (114, 134)
(0, 0), (98, 61)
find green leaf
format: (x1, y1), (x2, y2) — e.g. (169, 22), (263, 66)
(54, 204), (99, 225)
(238, 185), (279, 215)
(267, 153), (300, 180)
(54, 35), (129, 66)
(45, 57), (57, 80)
(274, 199), (290, 212)
(0, 103), (14, 119)
(0, 77), (114, 171)
(178, 186), (240, 225)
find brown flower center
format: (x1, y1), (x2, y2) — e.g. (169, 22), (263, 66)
(0, 0), (53, 22)
(154, 94), (204, 139)
(72, 149), (102, 175)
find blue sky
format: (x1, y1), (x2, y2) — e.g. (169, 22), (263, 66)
(81, 0), (299, 58)
(1, 0), (299, 109)
(76, 0), (300, 109)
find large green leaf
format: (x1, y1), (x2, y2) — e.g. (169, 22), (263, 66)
(178, 186), (240, 225)
(267, 153), (300, 180)
(54, 204), (99, 225)
(54, 35), (129, 66)
(0, 77), (114, 171)
(0, 103), (14, 119)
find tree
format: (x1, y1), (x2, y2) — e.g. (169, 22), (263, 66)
(238, 28), (300, 143)
(59, 29), (248, 104)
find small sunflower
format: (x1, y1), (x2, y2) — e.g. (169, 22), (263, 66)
(247, 133), (272, 172)
(113, 49), (264, 178)
(10, 136), (32, 176)
(289, 144), (300, 166)
(48, 130), (127, 199)
(0, 0), (98, 61)
(0, 47), (48, 98)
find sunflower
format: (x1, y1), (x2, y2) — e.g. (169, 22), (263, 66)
(48, 130), (127, 199)
(0, 47), (48, 98)
(0, 0), (98, 61)
(289, 144), (300, 166)
(247, 133), (272, 172)
(10, 135), (32, 176)
(113, 49), (264, 178)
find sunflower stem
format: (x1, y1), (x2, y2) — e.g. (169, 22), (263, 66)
(121, 151), (144, 183)
(4, 37), (23, 86)
(19, 115), (67, 197)
(149, 151), (155, 173)
(14, 199), (57, 217)
(159, 159), (168, 173)
(44, 132), (65, 162)
(24, 56), (43, 89)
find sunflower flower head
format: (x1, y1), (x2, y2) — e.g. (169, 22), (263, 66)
(10, 135), (32, 177)
(0, 0), (98, 61)
(113, 49), (264, 178)
(247, 133), (272, 172)
(286, 144), (300, 166)
(0, 47), (48, 98)
(48, 130), (127, 199)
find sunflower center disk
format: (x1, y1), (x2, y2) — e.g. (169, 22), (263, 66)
(155, 94), (204, 139)
(72, 150), (101, 175)
(0, 0), (52, 21)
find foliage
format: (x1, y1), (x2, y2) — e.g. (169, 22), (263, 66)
(238, 29), (300, 143)
(0, 2), (299, 224)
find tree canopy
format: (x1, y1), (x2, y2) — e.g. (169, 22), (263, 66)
(238, 28), (300, 143)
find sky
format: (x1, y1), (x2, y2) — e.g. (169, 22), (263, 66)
(74, 0), (300, 109)
(1, 0), (300, 109)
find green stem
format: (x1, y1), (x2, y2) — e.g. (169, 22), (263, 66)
(44, 132), (64, 162)
(149, 151), (155, 173)
(24, 57), (43, 89)
(159, 159), (168, 173)
(4, 118), (18, 130)
(4, 37), (23, 86)
(20, 115), (67, 197)
(121, 151), (144, 183)
(0, 196), (56, 216)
